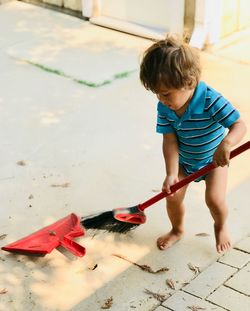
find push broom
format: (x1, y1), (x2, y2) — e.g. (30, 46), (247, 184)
(81, 141), (250, 234)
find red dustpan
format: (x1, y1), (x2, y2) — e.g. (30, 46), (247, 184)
(1, 213), (86, 257)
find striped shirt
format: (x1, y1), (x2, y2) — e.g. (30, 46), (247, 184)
(156, 81), (240, 170)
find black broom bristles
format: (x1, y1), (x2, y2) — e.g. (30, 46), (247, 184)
(81, 211), (139, 234)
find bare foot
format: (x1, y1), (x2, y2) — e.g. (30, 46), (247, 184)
(157, 229), (183, 250)
(214, 224), (231, 253)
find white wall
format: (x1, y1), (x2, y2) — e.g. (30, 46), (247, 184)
(82, 0), (185, 37)
(99, 0), (185, 33)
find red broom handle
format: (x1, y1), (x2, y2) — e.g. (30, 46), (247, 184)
(139, 141), (250, 211)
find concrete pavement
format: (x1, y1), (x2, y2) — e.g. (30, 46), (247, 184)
(0, 2), (249, 311)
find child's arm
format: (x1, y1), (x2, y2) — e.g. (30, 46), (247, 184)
(162, 133), (179, 193)
(213, 118), (247, 167)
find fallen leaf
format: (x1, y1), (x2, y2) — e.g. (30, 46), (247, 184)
(0, 289), (7, 295)
(101, 296), (113, 309)
(144, 289), (168, 302)
(188, 263), (200, 274)
(17, 160), (26, 166)
(0, 234), (7, 240)
(112, 254), (169, 274)
(187, 305), (206, 311)
(166, 279), (175, 290)
(182, 282), (190, 286)
(195, 233), (210, 237)
(50, 182), (70, 188)
(88, 264), (98, 271)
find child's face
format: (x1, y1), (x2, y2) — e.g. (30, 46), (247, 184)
(156, 84), (195, 112)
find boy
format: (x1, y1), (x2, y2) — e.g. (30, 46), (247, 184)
(140, 35), (247, 253)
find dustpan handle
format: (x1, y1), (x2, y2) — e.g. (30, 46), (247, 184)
(139, 141), (250, 211)
(59, 237), (86, 257)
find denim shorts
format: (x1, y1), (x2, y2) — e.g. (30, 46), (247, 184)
(180, 161), (211, 182)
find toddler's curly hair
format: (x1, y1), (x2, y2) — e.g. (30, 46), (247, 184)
(140, 35), (201, 93)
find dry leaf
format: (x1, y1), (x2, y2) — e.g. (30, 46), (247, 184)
(17, 160), (26, 166)
(144, 289), (168, 302)
(182, 282), (190, 286)
(88, 264), (98, 271)
(0, 234), (7, 240)
(50, 182), (70, 188)
(113, 254), (169, 274)
(166, 279), (175, 290)
(195, 233), (210, 237)
(101, 296), (113, 309)
(188, 263), (200, 274)
(187, 305), (206, 311)
(137, 264), (168, 274)
(0, 289), (7, 295)
(153, 267), (169, 273)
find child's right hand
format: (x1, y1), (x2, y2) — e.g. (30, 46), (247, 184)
(162, 175), (179, 196)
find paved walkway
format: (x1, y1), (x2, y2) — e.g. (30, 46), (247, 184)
(0, 2), (249, 311)
(155, 236), (250, 311)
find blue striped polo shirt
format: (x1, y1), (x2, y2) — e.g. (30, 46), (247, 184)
(156, 81), (240, 172)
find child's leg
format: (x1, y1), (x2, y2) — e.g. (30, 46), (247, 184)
(157, 167), (189, 250)
(205, 166), (231, 253)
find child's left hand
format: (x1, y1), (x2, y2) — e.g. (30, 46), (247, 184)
(213, 141), (231, 167)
